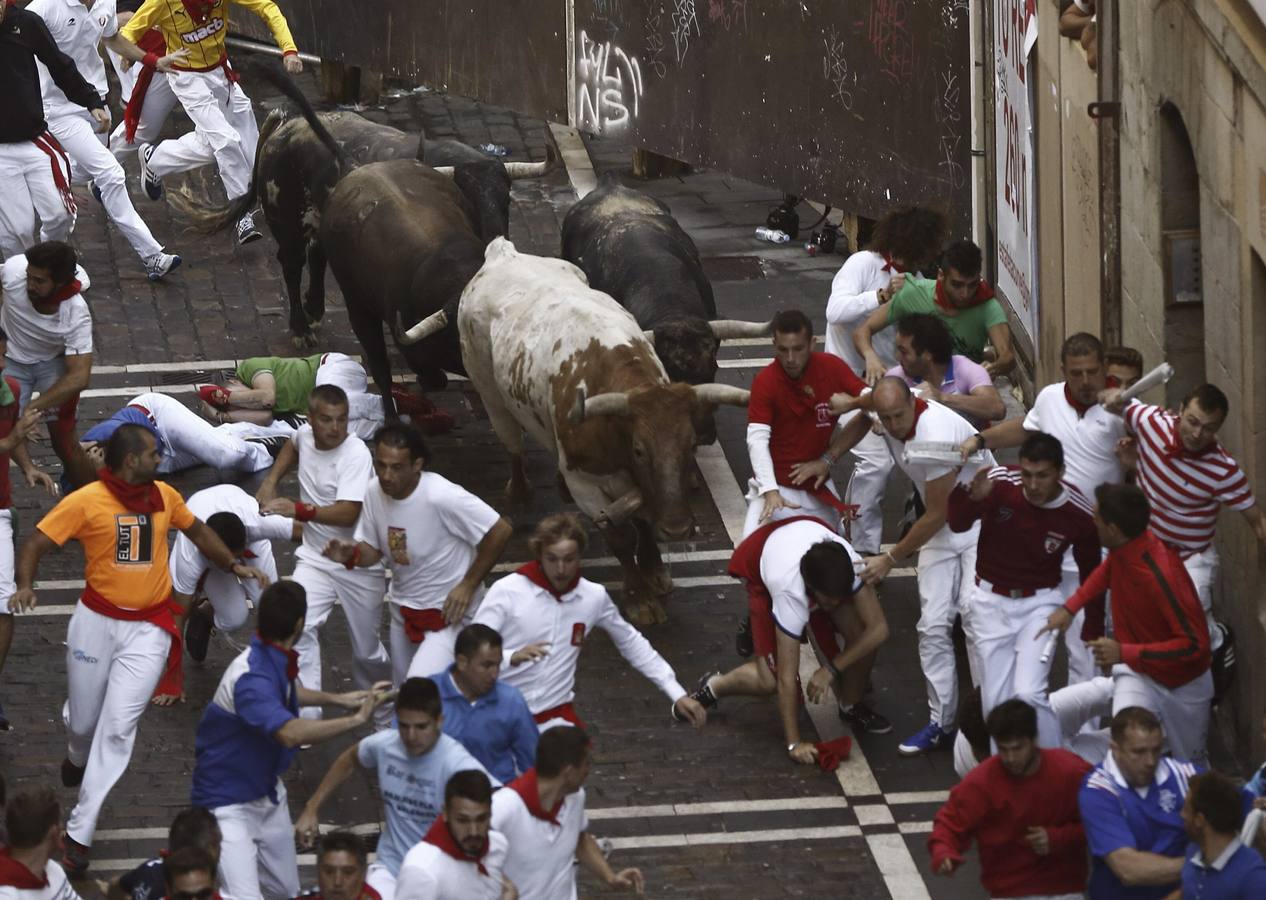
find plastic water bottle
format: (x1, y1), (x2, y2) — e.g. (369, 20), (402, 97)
(478, 143), (509, 157)
(755, 227), (791, 243)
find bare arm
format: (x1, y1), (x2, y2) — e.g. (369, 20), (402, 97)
(255, 439), (298, 504)
(576, 832), (644, 894)
(275, 689), (379, 749)
(775, 628), (808, 750)
(459, 517), (513, 594)
(975, 416), (1031, 452)
(28, 353), (92, 413)
(938, 385), (1006, 424)
(852, 305), (893, 385)
(222, 372), (278, 411)
(984, 323), (1015, 377)
(1103, 847), (1185, 888)
(324, 538), (385, 568)
(891, 471), (955, 560)
(10, 530), (58, 611)
(183, 518), (241, 572)
(824, 584), (889, 672)
(294, 743), (362, 839)
(1241, 505), (1266, 546)
(100, 32), (188, 71)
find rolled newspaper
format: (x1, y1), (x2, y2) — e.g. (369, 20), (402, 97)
(1038, 631), (1060, 665)
(1119, 362), (1175, 402)
(903, 441), (989, 467)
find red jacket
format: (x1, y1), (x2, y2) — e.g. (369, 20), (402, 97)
(1065, 529), (1210, 687)
(928, 749), (1092, 897)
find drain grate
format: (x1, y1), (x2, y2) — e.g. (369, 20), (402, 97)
(702, 255), (765, 282)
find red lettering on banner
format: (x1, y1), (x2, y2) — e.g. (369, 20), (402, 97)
(998, 0), (1030, 85)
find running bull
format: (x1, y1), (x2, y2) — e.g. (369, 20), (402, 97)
(457, 237), (750, 626)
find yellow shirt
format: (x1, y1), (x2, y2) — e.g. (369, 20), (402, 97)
(122, 0), (298, 70)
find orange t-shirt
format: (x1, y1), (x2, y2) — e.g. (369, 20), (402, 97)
(38, 481), (195, 611)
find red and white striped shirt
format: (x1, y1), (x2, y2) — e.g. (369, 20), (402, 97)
(1125, 401), (1255, 554)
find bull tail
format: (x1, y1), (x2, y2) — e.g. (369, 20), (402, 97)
(254, 65), (351, 176)
(166, 108), (286, 234)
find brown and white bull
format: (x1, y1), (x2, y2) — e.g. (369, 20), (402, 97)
(458, 238), (750, 625)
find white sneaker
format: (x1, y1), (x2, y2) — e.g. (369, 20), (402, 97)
(144, 252), (181, 281)
(236, 212), (263, 245)
(138, 144), (163, 201)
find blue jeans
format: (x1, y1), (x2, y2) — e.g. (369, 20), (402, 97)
(3, 354), (67, 411)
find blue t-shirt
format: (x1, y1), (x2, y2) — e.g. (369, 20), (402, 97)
(81, 405), (160, 445)
(1080, 755), (1201, 900)
(1181, 840), (1266, 899)
(430, 668), (538, 784)
(356, 730), (492, 875)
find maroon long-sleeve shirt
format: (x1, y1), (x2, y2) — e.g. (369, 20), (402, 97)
(928, 749), (1093, 897)
(1064, 529), (1211, 687)
(946, 467), (1100, 591)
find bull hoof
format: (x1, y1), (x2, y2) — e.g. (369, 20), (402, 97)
(623, 595), (668, 627)
(644, 565), (674, 596)
(291, 331), (319, 350)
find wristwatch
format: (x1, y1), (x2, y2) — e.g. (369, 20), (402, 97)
(972, 432), (985, 452)
(787, 742), (798, 753)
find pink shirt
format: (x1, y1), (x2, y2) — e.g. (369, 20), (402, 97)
(885, 354), (993, 397)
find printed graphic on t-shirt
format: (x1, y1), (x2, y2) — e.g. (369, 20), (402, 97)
(1043, 532), (1066, 555)
(388, 526), (410, 565)
(115, 513), (153, 564)
(814, 403), (834, 426)
(571, 623), (586, 646)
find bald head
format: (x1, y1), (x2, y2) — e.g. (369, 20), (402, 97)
(873, 376), (918, 440)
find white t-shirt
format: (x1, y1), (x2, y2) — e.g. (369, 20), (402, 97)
(0, 859), (79, 900)
(170, 485), (295, 594)
(354, 473), (500, 610)
(824, 249), (899, 372)
(759, 519), (863, 638)
(394, 830), (509, 900)
(882, 400), (996, 498)
(1022, 382), (1126, 499)
(28, 0), (117, 116)
(0, 257), (93, 364)
(491, 786), (588, 900)
(293, 425), (376, 567)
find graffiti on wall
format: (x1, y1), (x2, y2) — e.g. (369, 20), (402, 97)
(576, 29), (645, 133)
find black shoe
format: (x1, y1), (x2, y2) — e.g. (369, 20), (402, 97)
(839, 701), (893, 735)
(275, 412), (308, 429)
(1211, 620), (1236, 704)
(184, 600), (215, 663)
(735, 616), (753, 658)
(0, 699), (8, 731)
(672, 672), (720, 722)
(61, 757), (85, 788)
(246, 435), (290, 458)
(61, 836), (90, 878)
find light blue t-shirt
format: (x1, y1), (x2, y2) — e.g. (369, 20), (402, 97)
(356, 730), (493, 874)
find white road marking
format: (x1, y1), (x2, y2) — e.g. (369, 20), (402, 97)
(885, 790), (950, 806)
(694, 443), (749, 547)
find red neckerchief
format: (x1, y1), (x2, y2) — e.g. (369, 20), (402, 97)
(508, 769), (564, 825)
(1063, 383), (1095, 419)
(515, 561), (578, 602)
(880, 253), (905, 273)
(0, 850), (48, 889)
(46, 278), (82, 305)
(259, 636), (300, 680)
(897, 397), (929, 442)
(124, 30), (171, 142)
(97, 467), (164, 513)
(423, 815), (490, 875)
(934, 278), (994, 312)
(181, 0), (216, 24)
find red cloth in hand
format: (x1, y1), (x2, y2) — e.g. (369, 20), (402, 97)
(815, 735), (852, 772)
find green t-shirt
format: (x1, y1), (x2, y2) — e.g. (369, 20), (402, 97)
(234, 354), (323, 414)
(885, 276), (1008, 363)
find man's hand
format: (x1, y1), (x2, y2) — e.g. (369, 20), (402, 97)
(151, 690), (186, 707)
(155, 49), (189, 73)
(878, 273), (905, 303)
(255, 481), (278, 506)
(284, 53), (304, 74)
(967, 467), (994, 502)
(828, 392), (861, 415)
(231, 563), (270, 587)
(787, 741), (818, 765)
(90, 108), (110, 132)
(10, 588), (37, 613)
(323, 539), (357, 564)
(605, 868), (644, 894)
(1115, 436), (1139, 472)
(294, 808), (320, 850)
(859, 553), (894, 586)
(261, 497), (297, 518)
(1024, 826), (1051, 856)
(498, 877), (518, 900)
(863, 352), (887, 386)
(958, 433), (984, 462)
(23, 466), (59, 496)
(1088, 637), (1122, 667)
(935, 858), (957, 876)
(759, 490), (798, 523)
(1038, 607), (1072, 638)
(805, 666), (834, 704)
(671, 695), (706, 729)
(510, 643), (550, 666)
(788, 458), (831, 489)
(1098, 386), (1127, 414)
(442, 582), (476, 625)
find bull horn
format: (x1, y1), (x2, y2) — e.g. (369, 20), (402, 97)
(396, 308), (449, 346)
(642, 329), (657, 342)
(709, 318), (774, 340)
(504, 143), (558, 179)
(432, 166), (456, 177)
(692, 383), (751, 407)
(569, 390), (632, 424)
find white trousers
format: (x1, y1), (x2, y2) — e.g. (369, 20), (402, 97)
(1057, 676), (1114, 765)
(1183, 546), (1222, 651)
(214, 780), (300, 900)
(1058, 550), (1097, 685)
(1112, 664), (1213, 766)
(47, 111), (163, 260)
(741, 479), (845, 538)
(64, 602), (170, 846)
(205, 539), (277, 631)
(388, 603), (463, 685)
(291, 560), (389, 719)
(970, 584), (1063, 748)
(149, 69), (258, 200)
(365, 864), (396, 900)
(842, 423), (893, 554)
(108, 67), (178, 160)
(0, 510), (14, 612)
(0, 138), (75, 259)
(136, 393), (273, 473)
(917, 523), (979, 730)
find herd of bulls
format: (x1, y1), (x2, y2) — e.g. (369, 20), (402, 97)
(173, 69), (774, 626)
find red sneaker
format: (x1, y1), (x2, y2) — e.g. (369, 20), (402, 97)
(198, 385), (230, 409)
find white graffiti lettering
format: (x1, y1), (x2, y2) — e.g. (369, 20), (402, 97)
(576, 30), (645, 134)
(822, 26), (855, 111)
(671, 0), (701, 65)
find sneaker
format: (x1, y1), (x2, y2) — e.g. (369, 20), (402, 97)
(236, 212), (263, 245)
(184, 599), (215, 663)
(143, 251), (181, 281)
(1211, 620), (1237, 704)
(734, 615), (753, 658)
(61, 836), (90, 879)
(838, 701), (893, 735)
(88, 180), (102, 204)
(138, 143), (163, 201)
(897, 721), (955, 756)
(61, 757), (85, 787)
(672, 671), (720, 722)
(275, 412), (308, 429)
(246, 434), (289, 458)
